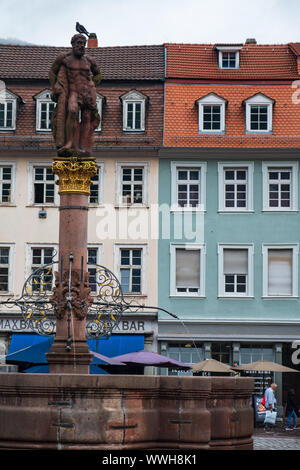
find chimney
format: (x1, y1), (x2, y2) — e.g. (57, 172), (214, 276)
(87, 33), (98, 48)
(245, 38), (257, 45)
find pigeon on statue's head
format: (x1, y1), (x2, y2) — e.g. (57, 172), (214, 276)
(76, 22), (90, 37)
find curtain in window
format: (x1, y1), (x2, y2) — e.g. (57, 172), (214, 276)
(268, 249), (292, 295)
(176, 249), (200, 288)
(223, 249), (248, 274)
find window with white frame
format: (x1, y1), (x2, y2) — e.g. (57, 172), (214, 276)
(120, 248), (142, 294)
(0, 163), (16, 204)
(262, 162), (298, 212)
(267, 168), (291, 209)
(197, 93), (226, 133)
(35, 90), (56, 132)
(216, 46), (242, 69)
(170, 244), (206, 297)
(0, 89), (18, 130)
(218, 244), (254, 297)
(203, 105), (221, 131)
(177, 168), (201, 208)
(262, 244), (298, 297)
(171, 162), (206, 210)
(89, 164), (104, 204)
(122, 168), (143, 204)
(121, 90), (146, 132)
(28, 164), (58, 205)
(218, 163), (254, 212)
(221, 52), (238, 68)
(115, 245), (146, 295)
(34, 167), (55, 204)
(30, 246), (56, 293)
(0, 245), (14, 293)
(0, 102), (14, 129)
(116, 162), (148, 206)
(87, 245), (102, 293)
(244, 93), (274, 133)
(95, 94), (104, 132)
(250, 106), (268, 131)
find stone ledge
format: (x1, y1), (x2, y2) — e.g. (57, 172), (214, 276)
(0, 374), (254, 450)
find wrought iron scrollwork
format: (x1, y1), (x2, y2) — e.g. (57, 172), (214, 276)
(12, 262), (57, 336)
(86, 264), (141, 338)
(0, 260), (144, 339)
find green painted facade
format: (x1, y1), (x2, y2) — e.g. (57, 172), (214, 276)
(158, 158), (300, 321)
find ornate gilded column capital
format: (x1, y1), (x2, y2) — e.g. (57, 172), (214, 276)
(52, 157), (97, 195)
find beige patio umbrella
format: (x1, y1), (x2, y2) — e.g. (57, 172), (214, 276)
(192, 358), (235, 373)
(234, 360), (300, 373)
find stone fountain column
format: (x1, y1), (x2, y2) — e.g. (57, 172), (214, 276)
(45, 32), (102, 374)
(46, 157), (97, 374)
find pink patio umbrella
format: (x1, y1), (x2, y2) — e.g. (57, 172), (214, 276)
(90, 351), (126, 366)
(112, 350), (192, 370)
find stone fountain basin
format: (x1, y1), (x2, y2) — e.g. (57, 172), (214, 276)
(0, 374), (254, 450)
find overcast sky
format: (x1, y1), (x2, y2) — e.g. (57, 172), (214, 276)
(1, 0), (300, 47)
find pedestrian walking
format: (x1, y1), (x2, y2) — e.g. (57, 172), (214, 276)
(285, 388), (299, 431)
(264, 383), (277, 432)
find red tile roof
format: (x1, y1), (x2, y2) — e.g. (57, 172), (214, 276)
(0, 44), (165, 81)
(164, 82), (300, 148)
(165, 43), (300, 80)
(289, 42), (300, 56)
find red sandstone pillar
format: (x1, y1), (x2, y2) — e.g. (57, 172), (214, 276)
(47, 157), (97, 374)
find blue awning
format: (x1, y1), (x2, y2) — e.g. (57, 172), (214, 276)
(87, 335), (144, 357)
(6, 333), (144, 373)
(24, 365), (50, 374)
(7, 337), (53, 364)
(24, 364), (109, 375)
(8, 333), (52, 354)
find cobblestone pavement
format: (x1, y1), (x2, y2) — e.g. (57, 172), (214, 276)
(253, 425), (300, 450)
(254, 436), (300, 450)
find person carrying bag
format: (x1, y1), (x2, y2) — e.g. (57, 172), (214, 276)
(264, 383), (277, 432)
(265, 409), (277, 426)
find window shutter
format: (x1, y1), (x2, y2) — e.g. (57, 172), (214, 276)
(176, 249), (200, 288)
(268, 249), (292, 295)
(223, 249), (248, 274)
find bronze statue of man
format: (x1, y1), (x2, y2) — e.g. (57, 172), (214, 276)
(49, 33), (102, 158)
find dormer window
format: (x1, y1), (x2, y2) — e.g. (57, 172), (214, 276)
(95, 93), (105, 132)
(0, 89), (18, 130)
(221, 52), (238, 68)
(196, 93), (227, 134)
(243, 93), (275, 134)
(34, 90), (56, 132)
(120, 90), (147, 132)
(215, 45), (242, 69)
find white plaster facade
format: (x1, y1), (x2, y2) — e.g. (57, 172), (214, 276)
(0, 152), (159, 360)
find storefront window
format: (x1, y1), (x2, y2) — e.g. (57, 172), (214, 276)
(166, 344), (203, 376)
(240, 345), (274, 364)
(211, 343), (232, 364)
(240, 344), (274, 395)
